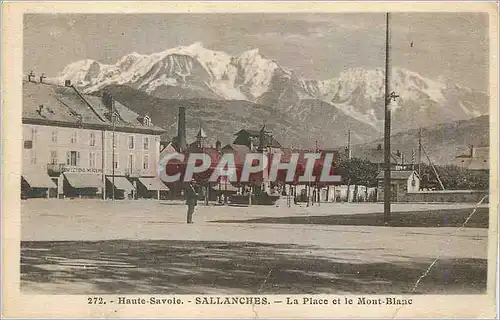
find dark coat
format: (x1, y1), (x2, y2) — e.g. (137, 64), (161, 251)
(185, 184), (198, 206)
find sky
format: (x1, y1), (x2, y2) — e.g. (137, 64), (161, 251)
(24, 13), (489, 91)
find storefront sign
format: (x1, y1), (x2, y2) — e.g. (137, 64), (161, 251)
(63, 166), (103, 174)
(62, 166), (128, 176)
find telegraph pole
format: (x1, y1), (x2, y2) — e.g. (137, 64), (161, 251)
(347, 129), (351, 159)
(383, 13), (394, 223)
(112, 99), (116, 201)
(418, 128), (422, 177)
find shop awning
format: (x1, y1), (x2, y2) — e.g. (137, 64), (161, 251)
(64, 173), (103, 189)
(138, 177), (169, 191)
(107, 176), (134, 191)
(22, 171), (56, 188)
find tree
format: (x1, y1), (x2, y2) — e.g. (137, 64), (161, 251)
(419, 163), (489, 190)
(336, 158), (379, 202)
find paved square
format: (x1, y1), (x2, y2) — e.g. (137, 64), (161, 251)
(21, 200), (488, 294)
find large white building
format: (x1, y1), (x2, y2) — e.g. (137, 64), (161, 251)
(22, 78), (167, 199)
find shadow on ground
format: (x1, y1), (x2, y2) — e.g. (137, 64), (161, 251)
(212, 208), (489, 228)
(21, 240), (486, 294)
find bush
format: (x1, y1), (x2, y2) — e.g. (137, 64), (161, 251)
(419, 164), (488, 190)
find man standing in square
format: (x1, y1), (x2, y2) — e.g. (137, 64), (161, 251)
(185, 179), (199, 224)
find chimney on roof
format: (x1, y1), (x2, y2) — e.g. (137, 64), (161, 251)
(65, 80), (72, 87)
(177, 106), (187, 152)
(215, 140), (221, 153)
(346, 129), (352, 159)
(102, 91), (114, 111)
(27, 71), (35, 82)
(39, 73), (46, 84)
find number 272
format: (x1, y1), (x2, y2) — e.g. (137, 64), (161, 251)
(88, 297), (105, 304)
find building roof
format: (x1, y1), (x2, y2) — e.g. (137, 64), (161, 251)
(234, 129), (282, 148)
(235, 129), (263, 137)
(23, 81), (165, 134)
(354, 147), (408, 165)
(160, 141), (179, 154)
(222, 144), (251, 154)
(376, 170), (416, 180)
(196, 127), (208, 139)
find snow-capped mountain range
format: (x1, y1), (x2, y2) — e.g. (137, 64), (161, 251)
(53, 42), (489, 134)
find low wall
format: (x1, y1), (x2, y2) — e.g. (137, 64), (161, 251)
(401, 190), (488, 203)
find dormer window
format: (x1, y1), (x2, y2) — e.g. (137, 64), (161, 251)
(76, 115), (83, 128)
(143, 115), (151, 126)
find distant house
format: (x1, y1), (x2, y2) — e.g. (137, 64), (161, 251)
(376, 170), (420, 202)
(454, 145), (489, 170)
(354, 144), (413, 171)
(233, 127), (282, 152)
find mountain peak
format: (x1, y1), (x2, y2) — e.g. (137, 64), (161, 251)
(187, 41), (204, 49)
(54, 44), (487, 133)
(244, 48), (260, 55)
(237, 48), (263, 60)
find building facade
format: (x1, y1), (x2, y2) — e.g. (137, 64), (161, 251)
(454, 145), (489, 170)
(376, 170), (421, 202)
(22, 79), (167, 199)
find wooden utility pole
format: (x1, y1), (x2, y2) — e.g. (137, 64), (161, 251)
(315, 140), (320, 206)
(422, 145), (445, 190)
(102, 130), (106, 200)
(111, 99), (116, 201)
(411, 148), (415, 171)
(383, 12), (393, 223)
(347, 129), (351, 159)
(418, 128), (422, 177)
